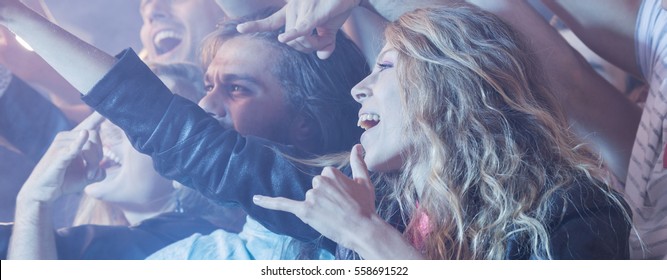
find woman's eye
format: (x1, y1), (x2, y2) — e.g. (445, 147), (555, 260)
(376, 62), (393, 72)
(204, 84), (214, 92)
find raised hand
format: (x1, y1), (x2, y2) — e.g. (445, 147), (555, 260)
(237, 0), (361, 59)
(9, 111), (106, 260)
(253, 144), (378, 249)
(19, 112), (106, 203)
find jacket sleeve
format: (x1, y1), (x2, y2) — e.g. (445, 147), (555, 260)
(81, 49), (332, 250)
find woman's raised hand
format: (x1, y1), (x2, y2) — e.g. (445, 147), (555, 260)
(19, 112), (106, 204)
(253, 144), (378, 249)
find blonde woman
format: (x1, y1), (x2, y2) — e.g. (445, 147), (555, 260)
(253, 5), (632, 259)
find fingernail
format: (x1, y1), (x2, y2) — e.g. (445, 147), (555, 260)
(355, 144), (363, 153)
(252, 195), (262, 203)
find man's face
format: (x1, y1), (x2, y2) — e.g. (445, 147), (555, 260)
(199, 36), (296, 144)
(139, 0), (224, 63)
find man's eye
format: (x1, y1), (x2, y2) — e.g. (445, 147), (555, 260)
(227, 85), (249, 96)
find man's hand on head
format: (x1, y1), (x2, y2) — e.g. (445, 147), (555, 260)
(237, 0), (362, 59)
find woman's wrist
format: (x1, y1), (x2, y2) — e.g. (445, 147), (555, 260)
(346, 213), (417, 259)
(348, 214), (400, 259)
(16, 183), (58, 207)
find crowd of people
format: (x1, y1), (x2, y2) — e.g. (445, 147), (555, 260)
(0, 0), (664, 260)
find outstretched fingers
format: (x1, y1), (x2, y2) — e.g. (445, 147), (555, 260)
(236, 5), (287, 34)
(253, 195), (307, 219)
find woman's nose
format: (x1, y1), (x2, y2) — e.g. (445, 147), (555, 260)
(351, 76), (373, 102)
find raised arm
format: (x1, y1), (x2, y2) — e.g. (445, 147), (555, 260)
(0, 0), (115, 95)
(0, 0), (92, 122)
(541, 0), (643, 78)
(341, 7), (388, 67)
(467, 0), (641, 182)
(8, 113), (104, 259)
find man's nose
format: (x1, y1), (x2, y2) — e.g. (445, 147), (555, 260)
(198, 93), (227, 119)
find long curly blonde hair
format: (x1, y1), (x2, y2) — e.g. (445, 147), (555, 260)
(377, 5), (622, 259)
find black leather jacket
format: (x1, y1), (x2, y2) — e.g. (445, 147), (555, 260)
(82, 49), (630, 259)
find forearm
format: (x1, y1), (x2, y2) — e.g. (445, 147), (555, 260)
(19, 57), (87, 109)
(0, 1), (116, 94)
(0, 36), (83, 109)
(541, 0), (642, 78)
(468, 0), (641, 181)
(350, 214), (423, 260)
(350, 0), (462, 65)
(342, 7), (387, 66)
(8, 193), (57, 259)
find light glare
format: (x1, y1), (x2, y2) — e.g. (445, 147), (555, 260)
(15, 35), (34, 51)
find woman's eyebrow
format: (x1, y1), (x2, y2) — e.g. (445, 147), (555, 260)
(374, 49), (396, 65)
